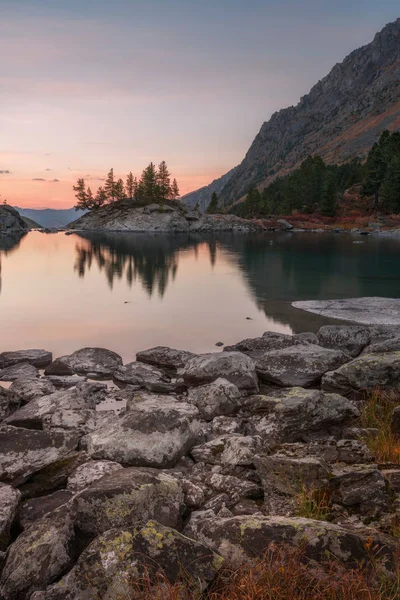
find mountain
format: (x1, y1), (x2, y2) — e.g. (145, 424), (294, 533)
(183, 18), (400, 210)
(14, 207), (88, 229)
(21, 216), (43, 229)
(180, 167), (238, 210)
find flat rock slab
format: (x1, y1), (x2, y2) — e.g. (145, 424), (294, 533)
(0, 349), (52, 369)
(45, 347), (122, 379)
(293, 297), (400, 325)
(10, 377), (56, 404)
(0, 362), (39, 382)
(181, 351), (258, 391)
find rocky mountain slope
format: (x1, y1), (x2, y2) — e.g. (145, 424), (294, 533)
(0, 205), (29, 235)
(15, 207), (87, 229)
(180, 166), (238, 210)
(183, 18), (400, 210)
(68, 198), (258, 233)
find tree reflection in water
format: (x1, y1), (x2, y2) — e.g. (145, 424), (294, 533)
(0, 233), (26, 295)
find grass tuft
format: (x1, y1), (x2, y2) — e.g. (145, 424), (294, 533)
(360, 389), (400, 464)
(295, 486), (331, 521)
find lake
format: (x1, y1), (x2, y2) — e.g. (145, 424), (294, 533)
(1, 230), (399, 363)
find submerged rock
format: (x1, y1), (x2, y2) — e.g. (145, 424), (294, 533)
(255, 344), (349, 387)
(182, 352), (258, 391)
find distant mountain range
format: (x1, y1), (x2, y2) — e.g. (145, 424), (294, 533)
(14, 207), (88, 229)
(182, 18), (400, 210)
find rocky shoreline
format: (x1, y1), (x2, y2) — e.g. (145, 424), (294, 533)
(0, 327), (399, 598)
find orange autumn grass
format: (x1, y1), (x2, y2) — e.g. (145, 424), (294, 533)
(113, 546), (400, 600)
(361, 389), (400, 464)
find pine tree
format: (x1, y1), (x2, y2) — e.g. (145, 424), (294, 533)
(157, 161), (171, 201)
(363, 143), (386, 209)
(320, 172), (338, 216)
(133, 177), (139, 199)
(73, 178), (88, 210)
(139, 163), (159, 201)
(380, 156), (400, 214)
(126, 172), (134, 199)
(171, 178), (180, 200)
(115, 178), (126, 201)
(207, 192), (219, 214)
(94, 186), (107, 209)
(104, 168), (116, 203)
(86, 187), (95, 209)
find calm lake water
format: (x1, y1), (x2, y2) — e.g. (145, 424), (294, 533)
(1, 230), (400, 363)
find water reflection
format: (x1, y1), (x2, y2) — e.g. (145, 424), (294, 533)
(0, 233), (26, 295)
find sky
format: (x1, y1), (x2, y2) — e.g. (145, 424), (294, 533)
(1, 0), (399, 209)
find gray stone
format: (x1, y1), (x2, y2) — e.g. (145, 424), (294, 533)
(73, 467), (183, 536)
(182, 351), (258, 391)
(391, 406), (400, 434)
(18, 490), (73, 530)
(113, 361), (177, 393)
(183, 513), (393, 567)
(364, 336), (400, 354)
(243, 388), (359, 444)
(45, 347), (123, 379)
(317, 325), (371, 357)
(0, 205), (28, 234)
(322, 352), (400, 394)
(0, 426), (78, 485)
(44, 375), (88, 388)
(292, 297), (400, 326)
(83, 399), (200, 468)
(0, 484), (20, 550)
(136, 345), (196, 370)
(0, 387), (20, 421)
(224, 331), (305, 360)
(0, 505), (75, 600)
(67, 459), (123, 493)
(294, 332), (319, 344)
(331, 465), (390, 517)
(256, 344), (349, 387)
(0, 349), (52, 369)
(277, 219), (293, 230)
(18, 452), (88, 499)
(272, 439), (374, 465)
(187, 378), (241, 421)
(39, 521), (223, 600)
(10, 377), (56, 405)
(191, 435), (260, 467)
(0, 362), (38, 382)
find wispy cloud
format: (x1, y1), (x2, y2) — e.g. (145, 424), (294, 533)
(51, 178), (60, 182)
(45, 168), (52, 171)
(32, 178), (45, 181)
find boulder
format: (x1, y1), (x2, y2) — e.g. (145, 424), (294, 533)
(182, 352), (258, 391)
(183, 513), (393, 568)
(10, 377), (56, 405)
(4, 382), (106, 430)
(322, 352), (400, 394)
(18, 452), (88, 499)
(0, 349), (52, 369)
(243, 388), (359, 444)
(272, 439), (374, 465)
(0, 205), (28, 234)
(363, 337), (400, 354)
(224, 332), (305, 360)
(317, 325), (371, 357)
(330, 465), (391, 518)
(18, 490), (73, 530)
(293, 332), (319, 344)
(256, 344), (349, 387)
(136, 345), (196, 370)
(73, 467), (183, 536)
(191, 435), (260, 467)
(44, 375), (87, 388)
(0, 387), (20, 421)
(67, 459), (123, 493)
(0, 362), (38, 382)
(0, 426), (79, 485)
(0, 505), (75, 600)
(39, 521), (223, 600)
(187, 378), (241, 420)
(44, 347), (122, 378)
(277, 219), (293, 230)
(203, 472), (261, 501)
(83, 399), (200, 468)
(0, 484), (20, 550)
(113, 361), (178, 393)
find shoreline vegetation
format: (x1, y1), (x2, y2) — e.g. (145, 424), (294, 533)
(0, 323), (399, 598)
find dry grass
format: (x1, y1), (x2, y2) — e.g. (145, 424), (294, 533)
(360, 389), (400, 464)
(295, 486), (331, 521)
(115, 547), (400, 600)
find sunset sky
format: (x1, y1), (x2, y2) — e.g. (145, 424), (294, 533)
(1, 0), (399, 209)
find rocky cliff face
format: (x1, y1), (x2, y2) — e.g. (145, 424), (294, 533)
(180, 167), (238, 210)
(0, 206), (29, 235)
(68, 199), (258, 233)
(183, 18), (400, 209)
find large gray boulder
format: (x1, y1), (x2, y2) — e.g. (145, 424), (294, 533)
(18, 452), (88, 499)
(45, 347), (122, 378)
(0, 426), (78, 485)
(181, 352), (258, 391)
(19, 490), (73, 530)
(183, 514), (393, 568)
(322, 351), (400, 394)
(243, 388), (359, 444)
(38, 521), (223, 600)
(256, 344), (349, 387)
(330, 465), (391, 518)
(66, 459), (123, 493)
(73, 467), (184, 536)
(0, 484), (20, 550)
(187, 377), (241, 421)
(83, 399), (200, 468)
(0, 349), (52, 369)
(0, 505), (75, 600)
(224, 331), (306, 360)
(363, 337), (400, 354)
(113, 361), (178, 393)
(136, 346), (196, 370)
(191, 435), (260, 467)
(10, 377), (56, 404)
(317, 325), (371, 357)
(0, 387), (20, 421)
(0, 362), (38, 382)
